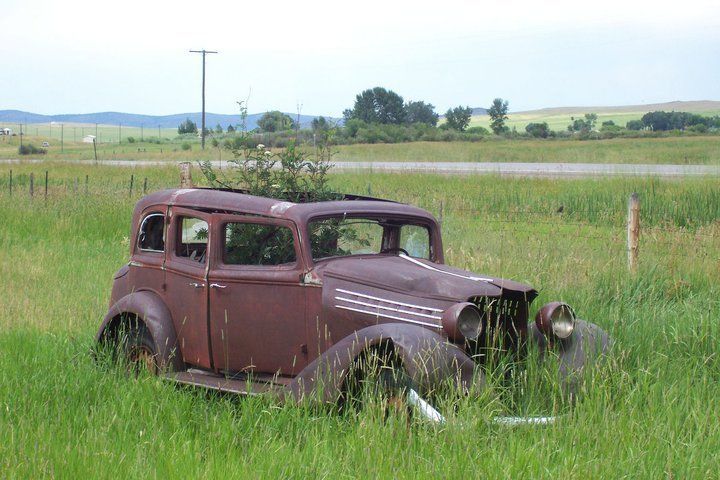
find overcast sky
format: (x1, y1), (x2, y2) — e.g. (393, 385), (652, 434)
(1, 0), (719, 116)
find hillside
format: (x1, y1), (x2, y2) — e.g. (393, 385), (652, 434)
(0, 110), (336, 130)
(468, 100), (720, 131)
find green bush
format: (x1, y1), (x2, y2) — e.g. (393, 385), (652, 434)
(126, 137), (136, 143)
(465, 126), (490, 135)
(18, 144), (47, 155)
(181, 142), (192, 151)
(525, 122), (550, 138)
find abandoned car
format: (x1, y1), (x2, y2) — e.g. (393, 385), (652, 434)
(98, 188), (611, 418)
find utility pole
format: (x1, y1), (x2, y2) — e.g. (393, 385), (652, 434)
(189, 49), (218, 149)
(61, 124), (64, 152)
(141, 123), (144, 141)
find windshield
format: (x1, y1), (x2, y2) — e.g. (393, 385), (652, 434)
(309, 216), (431, 261)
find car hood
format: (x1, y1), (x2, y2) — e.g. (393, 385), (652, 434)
(314, 255), (537, 303)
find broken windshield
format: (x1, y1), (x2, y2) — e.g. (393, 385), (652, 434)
(308, 216), (430, 261)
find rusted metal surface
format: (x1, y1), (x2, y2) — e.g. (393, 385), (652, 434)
(98, 188), (610, 404)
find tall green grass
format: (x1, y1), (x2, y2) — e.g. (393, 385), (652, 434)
(0, 165), (718, 477)
(2, 135), (720, 166)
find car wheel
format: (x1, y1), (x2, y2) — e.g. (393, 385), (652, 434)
(122, 321), (159, 376)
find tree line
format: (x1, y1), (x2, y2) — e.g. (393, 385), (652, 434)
(177, 88), (720, 146)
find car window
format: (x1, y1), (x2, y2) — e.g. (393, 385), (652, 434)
(224, 222), (296, 266)
(399, 224), (430, 259)
(309, 218), (385, 259)
(138, 213), (165, 252)
(177, 217), (208, 263)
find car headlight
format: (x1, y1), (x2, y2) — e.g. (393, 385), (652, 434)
(535, 302), (576, 339)
(442, 302), (482, 342)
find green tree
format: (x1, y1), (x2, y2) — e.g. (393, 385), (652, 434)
(568, 113), (598, 133)
(626, 120), (644, 131)
(257, 111), (296, 132)
(226, 124), (236, 133)
(177, 118), (198, 135)
(488, 98), (509, 135)
(346, 87), (406, 124)
(215, 123), (224, 134)
(405, 101), (439, 126)
(525, 122), (550, 138)
(444, 106), (472, 132)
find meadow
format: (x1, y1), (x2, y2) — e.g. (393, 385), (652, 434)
(0, 162), (719, 477)
(467, 101), (720, 132)
(2, 134), (720, 165)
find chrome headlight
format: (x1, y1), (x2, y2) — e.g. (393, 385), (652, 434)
(535, 302), (576, 339)
(442, 302), (482, 342)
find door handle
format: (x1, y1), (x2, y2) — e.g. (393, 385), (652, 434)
(210, 283), (227, 289)
(188, 282), (205, 288)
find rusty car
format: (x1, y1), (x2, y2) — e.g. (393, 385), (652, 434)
(97, 188), (611, 421)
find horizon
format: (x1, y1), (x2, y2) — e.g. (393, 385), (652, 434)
(3, 99), (720, 120)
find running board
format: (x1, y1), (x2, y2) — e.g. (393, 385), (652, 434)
(164, 370), (280, 396)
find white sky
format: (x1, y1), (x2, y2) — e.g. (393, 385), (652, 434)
(1, 0), (719, 115)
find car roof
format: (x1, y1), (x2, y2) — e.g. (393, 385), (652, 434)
(135, 188), (439, 225)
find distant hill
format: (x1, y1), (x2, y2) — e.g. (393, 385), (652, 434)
(0, 110), (338, 130)
(512, 100), (720, 115)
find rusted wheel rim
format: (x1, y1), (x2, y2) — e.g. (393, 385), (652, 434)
(128, 346), (158, 375)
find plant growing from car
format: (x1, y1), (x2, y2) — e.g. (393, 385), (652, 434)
(199, 104), (366, 260)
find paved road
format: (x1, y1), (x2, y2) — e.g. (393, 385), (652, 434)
(2, 158), (719, 177)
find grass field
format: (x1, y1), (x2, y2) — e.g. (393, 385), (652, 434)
(2, 135), (720, 165)
(468, 101), (720, 132)
(1, 163), (719, 477)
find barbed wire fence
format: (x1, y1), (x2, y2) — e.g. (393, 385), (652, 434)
(1, 165), (718, 270)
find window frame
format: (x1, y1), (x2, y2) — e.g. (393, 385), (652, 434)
(304, 213), (439, 265)
(136, 212), (166, 254)
(211, 213), (303, 272)
(170, 211), (212, 267)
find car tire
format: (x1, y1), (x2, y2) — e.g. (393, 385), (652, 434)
(342, 346), (413, 419)
(122, 319), (159, 376)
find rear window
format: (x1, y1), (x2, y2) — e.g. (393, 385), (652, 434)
(138, 213), (165, 252)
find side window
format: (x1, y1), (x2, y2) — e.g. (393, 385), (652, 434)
(224, 222), (297, 266)
(177, 217), (209, 263)
(399, 225), (430, 259)
(138, 213), (165, 252)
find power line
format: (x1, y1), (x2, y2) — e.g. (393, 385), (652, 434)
(189, 49), (218, 150)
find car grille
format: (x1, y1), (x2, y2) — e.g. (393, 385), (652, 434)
(466, 294), (530, 365)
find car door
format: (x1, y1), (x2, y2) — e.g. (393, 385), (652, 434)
(208, 214), (307, 376)
(164, 207), (212, 369)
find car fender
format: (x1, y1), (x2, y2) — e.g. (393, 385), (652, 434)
(96, 290), (183, 372)
(529, 319), (612, 396)
(285, 323), (479, 403)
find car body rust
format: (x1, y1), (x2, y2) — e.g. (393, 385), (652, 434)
(97, 188), (611, 403)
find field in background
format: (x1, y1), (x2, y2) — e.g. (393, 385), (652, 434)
(1, 163), (718, 477)
(469, 101), (720, 132)
(0, 122), (179, 143)
(2, 135), (720, 165)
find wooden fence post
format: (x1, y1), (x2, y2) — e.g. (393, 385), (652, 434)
(129, 174), (134, 197)
(44, 170), (48, 201)
(85, 175), (89, 195)
(9, 170), (12, 197)
(627, 193), (640, 272)
(143, 177), (148, 195)
(29, 173), (34, 198)
(179, 162), (193, 188)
